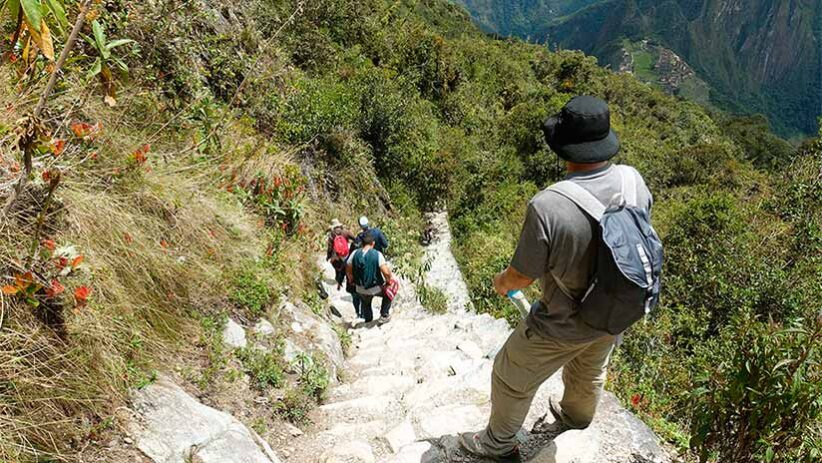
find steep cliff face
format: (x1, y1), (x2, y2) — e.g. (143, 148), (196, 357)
(456, 0), (822, 137)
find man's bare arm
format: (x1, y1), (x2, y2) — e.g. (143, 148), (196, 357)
(346, 262), (354, 284)
(493, 266), (535, 296)
(380, 264), (393, 282)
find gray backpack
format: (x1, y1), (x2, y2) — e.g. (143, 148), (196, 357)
(549, 166), (663, 334)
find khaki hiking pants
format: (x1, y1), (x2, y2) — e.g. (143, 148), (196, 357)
(479, 322), (617, 455)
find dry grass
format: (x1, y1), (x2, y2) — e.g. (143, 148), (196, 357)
(0, 70), (304, 460)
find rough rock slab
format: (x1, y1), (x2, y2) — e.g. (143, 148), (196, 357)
(223, 318), (247, 349)
(384, 419), (416, 453)
(127, 376), (280, 463)
(254, 319), (276, 337)
(319, 440), (375, 463)
(382, 442), (435, 463)
(416, 404), (487, 439)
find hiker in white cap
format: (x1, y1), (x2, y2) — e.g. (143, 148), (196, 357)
(355, 216), (389, 253)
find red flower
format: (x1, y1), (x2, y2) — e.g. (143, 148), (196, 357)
(74, 286), (91, 305)
(41, 239), (56, 251)
(124, 233), (133, 244)
(131, 144), (150, 164)
(70, 122), (102, 140)
(630, 394), (642, 408)
(45, 279), (65, 298)
(71, 122), (93, 138)
(50, 139), (66, 156)
(42, 170), (51, 182)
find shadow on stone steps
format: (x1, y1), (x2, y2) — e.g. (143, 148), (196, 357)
(394, 429), (661, 463)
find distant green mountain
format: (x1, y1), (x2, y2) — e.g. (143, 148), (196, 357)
(454, 0), (822, 138)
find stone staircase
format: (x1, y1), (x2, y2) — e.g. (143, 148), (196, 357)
(294, 212), (670, 463)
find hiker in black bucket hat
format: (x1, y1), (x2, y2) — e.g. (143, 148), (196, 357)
(459, 96), (658, 462)
(542, 95), (620, 164)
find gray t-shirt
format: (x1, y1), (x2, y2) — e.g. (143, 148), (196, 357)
(511, 163), (653, 342)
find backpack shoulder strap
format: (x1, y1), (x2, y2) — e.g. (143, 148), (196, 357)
(617, 165), (639, 207)
(548, 180), (606, 221)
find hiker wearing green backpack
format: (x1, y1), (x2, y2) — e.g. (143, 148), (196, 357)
(460, 96), (663, 462)
(346, 231), (396, 326)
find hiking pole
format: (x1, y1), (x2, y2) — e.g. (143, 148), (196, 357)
(507, 290), (531, 319)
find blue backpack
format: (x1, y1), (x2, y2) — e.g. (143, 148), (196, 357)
(549, 166), (663, 334)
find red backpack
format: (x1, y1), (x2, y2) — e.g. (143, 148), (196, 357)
(333, 235), (350, 258)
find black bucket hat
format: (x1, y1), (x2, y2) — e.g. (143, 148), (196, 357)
(543, 96), (620, 163)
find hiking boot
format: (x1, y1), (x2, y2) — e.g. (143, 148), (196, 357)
(458, 432), (522, 463)
(549, 397), (587, 431)
(377, 315), (391, 325)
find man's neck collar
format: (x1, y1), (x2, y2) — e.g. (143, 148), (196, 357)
(565, 162), (613, 179)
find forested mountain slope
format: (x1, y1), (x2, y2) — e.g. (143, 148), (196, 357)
(455, 0), (822, 138)
(0, 1), (818, 462)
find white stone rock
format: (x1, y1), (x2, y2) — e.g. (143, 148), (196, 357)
(384, 419), (416, 453)
(456, 340), (483, 360)
(254, 319), (276, 337)
(283, 339), (304, 374)
(384, 442), (434, 463)
(531, 429), (598, 463)
(319, 440), (375, 463)
(127, 376), (280, 463)
(417, 404), (486, 439)
(284, 422), (303, 437)
(223, 318), (247, 349)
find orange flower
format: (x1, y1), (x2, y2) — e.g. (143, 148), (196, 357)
(50, 139), (66, 156)
(1, 285), (18, 295)
(74, 286), (91, 305)
(132, 144), (150, 164)
(70, 122), (102, 140)
(71, 122), (93, 138)
(45, 280), (65, 298)
(41, 239), (56, 251)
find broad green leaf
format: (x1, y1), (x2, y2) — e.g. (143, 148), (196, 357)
(45, 0), (67, 31)
(8, 0), (21, 22)
(106, 39), (135, 50)
(112, 57), (128, 72)
(86, 58), (101, 79)
(92, 20), (107, 57)
(20, 0), (42, 32)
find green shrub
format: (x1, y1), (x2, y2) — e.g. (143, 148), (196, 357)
(293, 353), (330, 401)
(236, 346), (285, 390)
(229, 265), (272, 316)
(278, 76), (359, 143)
(418, 283), (448, 314)
(690, 313), (821, 462)
(274, 388), (315, 425)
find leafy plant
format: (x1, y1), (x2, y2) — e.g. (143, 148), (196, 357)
(2, 0), (68, 61)
(2, 272), (43, 307)
(228, 264), (272, 316)
(274, 388), (314, 425)
(293, 352), (329, 401)
(237, 346), (285, 390)
(690, 314), (821, 462)
(83, 20), (135, 105)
